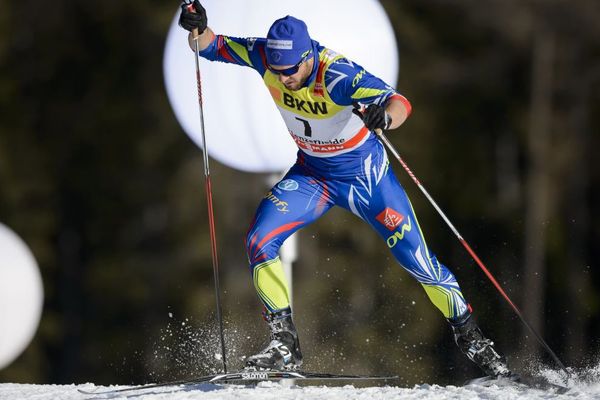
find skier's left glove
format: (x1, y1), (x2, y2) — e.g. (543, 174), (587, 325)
(179, 1), (208, 33)
(353, 103), (391, 131)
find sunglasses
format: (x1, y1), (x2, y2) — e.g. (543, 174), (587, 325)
(268, 51), (312, 76)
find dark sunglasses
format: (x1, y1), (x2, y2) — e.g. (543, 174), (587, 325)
(268, 51), (312, 76)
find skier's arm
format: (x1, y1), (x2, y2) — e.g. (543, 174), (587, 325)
(187, 27), (216, 53)
(326, 58), (412, 131)
(179, 1), (266, 73)
(385, 96), (410, 130)
(179, 1), (217, 54)
(349, 68), (412, 131)
(179, 1), (211, 50)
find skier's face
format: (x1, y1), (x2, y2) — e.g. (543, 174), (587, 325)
(270, 57), (314, 91)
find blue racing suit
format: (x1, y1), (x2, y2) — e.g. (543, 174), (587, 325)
(199, 33), (470, 322)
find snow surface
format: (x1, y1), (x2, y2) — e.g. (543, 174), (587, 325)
(0, 381), (589, 400)
(2, 367), (600, 400)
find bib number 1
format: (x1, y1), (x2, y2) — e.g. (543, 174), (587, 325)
(295, 117), (312, 137)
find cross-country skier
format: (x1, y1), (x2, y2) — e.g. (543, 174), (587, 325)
(179, 1), (513, 379)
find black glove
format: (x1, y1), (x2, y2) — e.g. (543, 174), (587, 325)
(179, 1), (208, 33)
(353, 103), (391, 131)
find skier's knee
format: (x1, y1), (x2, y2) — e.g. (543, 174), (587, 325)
(245, 230), (281, 265)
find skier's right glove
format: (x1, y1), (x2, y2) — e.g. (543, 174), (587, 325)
(179, 1), (208, 33)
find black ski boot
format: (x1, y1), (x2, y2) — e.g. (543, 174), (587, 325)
(450, 314), (513, 378)
(245, 310), (303, 371)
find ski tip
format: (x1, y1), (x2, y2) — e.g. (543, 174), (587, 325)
(464, 376), (494, 386)
(76, 385), (136, 396)
(465, 373), (569, 393)
(518, 374), (570, 394)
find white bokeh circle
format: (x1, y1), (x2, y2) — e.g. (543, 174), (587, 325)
(0, 223), (44, 369)
(164, 0), (398, 173)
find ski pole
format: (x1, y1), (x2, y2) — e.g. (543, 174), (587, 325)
(186, 1), (228, 373)
(374, 128), (569, 380)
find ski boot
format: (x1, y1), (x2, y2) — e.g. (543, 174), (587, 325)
(450, 313), (514, 378)
(245, 309), (303, 371)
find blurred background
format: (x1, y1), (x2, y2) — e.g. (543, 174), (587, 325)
(0, 0), (599, 387)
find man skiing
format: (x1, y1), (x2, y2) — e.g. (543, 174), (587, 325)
(179, 1), (513, 379)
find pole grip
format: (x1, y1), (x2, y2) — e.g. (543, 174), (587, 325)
(186, 2), (200, 40)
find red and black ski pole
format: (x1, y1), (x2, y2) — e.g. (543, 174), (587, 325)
(186, 1), (227, 373)
(375, 128), (569, 381)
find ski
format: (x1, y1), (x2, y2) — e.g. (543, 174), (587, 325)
(77, 370), (398, 396)
(465, 374), (569, 394)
